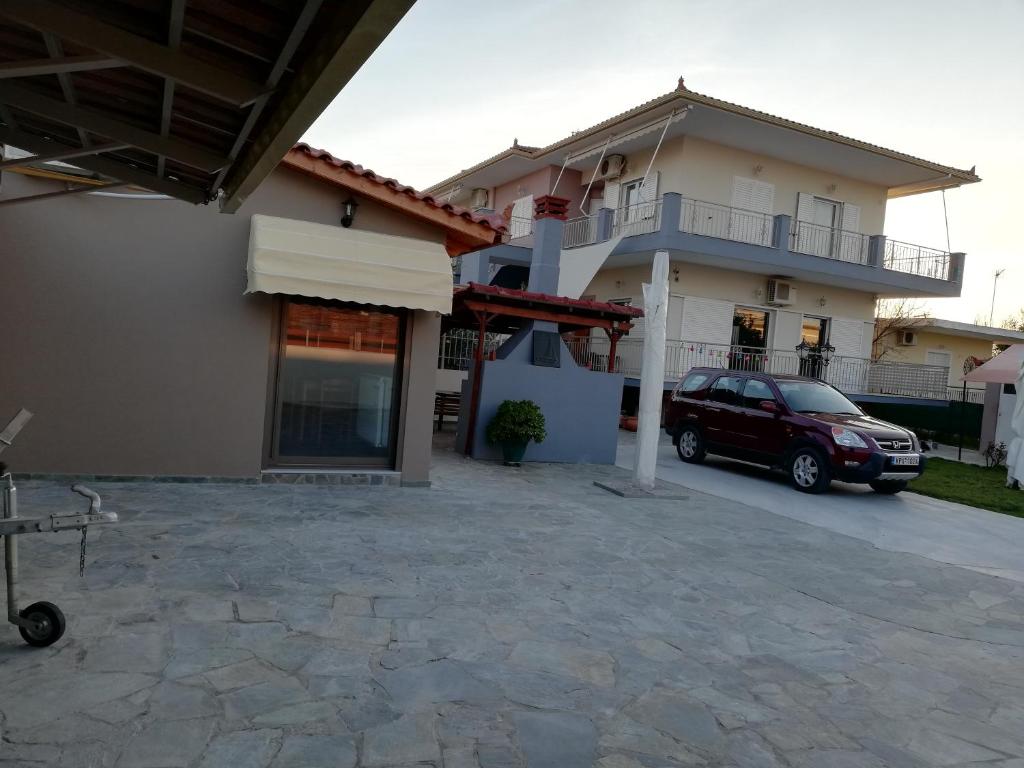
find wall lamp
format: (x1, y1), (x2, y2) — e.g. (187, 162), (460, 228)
(341, 197), (359, 228)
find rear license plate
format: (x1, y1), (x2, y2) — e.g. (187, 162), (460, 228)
(890, 455), (920, 466)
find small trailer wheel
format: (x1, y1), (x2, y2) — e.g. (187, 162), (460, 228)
(18, 601), (66, 647)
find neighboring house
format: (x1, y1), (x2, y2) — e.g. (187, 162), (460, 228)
(0, 145), (502, 484)
(874, 318), (1024, 400)
(428, 79), (980, 404)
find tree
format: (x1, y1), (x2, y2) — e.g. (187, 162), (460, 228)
(1002, 308), (1024, 332)
(872, 298), (929, 360)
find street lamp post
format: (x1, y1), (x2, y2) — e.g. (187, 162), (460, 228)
(990, 268), (1005, 327)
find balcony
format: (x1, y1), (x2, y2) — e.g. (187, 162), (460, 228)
(562, 337), (952, 401)
(554, 193), (963, 297)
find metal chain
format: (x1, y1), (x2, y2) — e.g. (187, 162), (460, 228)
(79, 526), (87, 577)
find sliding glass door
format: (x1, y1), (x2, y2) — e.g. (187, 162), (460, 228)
(272, 299), (404, 466)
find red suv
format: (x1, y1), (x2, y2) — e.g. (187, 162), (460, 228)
(664, 368), (925, 494)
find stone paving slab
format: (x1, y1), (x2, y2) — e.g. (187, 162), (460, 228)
(1, 442), (1023, 766)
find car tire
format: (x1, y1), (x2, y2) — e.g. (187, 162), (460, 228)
(675, 424), (706, 464)
(788, 446), (831, 494)
(869, 479), (908, 494)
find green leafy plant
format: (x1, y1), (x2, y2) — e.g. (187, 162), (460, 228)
(486, 400), (546, 445)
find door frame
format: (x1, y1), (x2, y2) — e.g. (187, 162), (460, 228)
(265, 297), (407, 468)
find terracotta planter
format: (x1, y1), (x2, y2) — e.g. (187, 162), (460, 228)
(620, 416), (638, 432)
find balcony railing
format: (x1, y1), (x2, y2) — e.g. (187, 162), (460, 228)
(438, 330), (509, 370)
(679, 197), (774, 247)
(883, 239), (951, 280)
(789, 220), (871, 265)
(562, 336), (951, 400)
(507, 216), (533, 240)
(563, 215), (599, 249)
(612, 198), (662, 238)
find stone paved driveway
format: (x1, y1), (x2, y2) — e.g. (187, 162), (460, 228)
(2, 446), (1024, 767)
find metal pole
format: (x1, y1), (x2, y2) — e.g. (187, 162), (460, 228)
(3, 476), (19, 622)
(958, 380), (966, 461)
(990, 269), (1005, 326)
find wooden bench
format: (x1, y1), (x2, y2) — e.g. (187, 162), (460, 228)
(434, 391), (461, 431)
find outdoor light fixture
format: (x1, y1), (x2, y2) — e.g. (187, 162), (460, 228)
(820, 342), (836, 366)
(341, 197), (359, 228)
(795, 339), (812, 361)
(795, 340), (837, 367)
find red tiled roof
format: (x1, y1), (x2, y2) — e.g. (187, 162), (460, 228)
(459, 282), (644, 318)
(287, 144), (506, 235)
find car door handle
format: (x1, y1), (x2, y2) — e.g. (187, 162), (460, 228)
(706, 406), (721, 412)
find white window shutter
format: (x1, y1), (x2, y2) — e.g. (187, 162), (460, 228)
(828, 318), (864, 357)
(750, 179), (774, 214)
(838, 203), (863, 262)
(680, 297), (735, 345)
(603, 181), (620, 210)
(509, 195), (533, 239)
(794, 192), (816, 253)
(639, 170), (659, 203)
(730, 177), (775, 245)
(841, 202), (860, 232)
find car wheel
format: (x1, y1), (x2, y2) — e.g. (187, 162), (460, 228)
(869, 479), (908, 494)
(788, 447), (831, 494)
(675, 425), (706, 464)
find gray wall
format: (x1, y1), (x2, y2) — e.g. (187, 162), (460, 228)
(457, 329), (624, 464)
(0, 167), (444, 479)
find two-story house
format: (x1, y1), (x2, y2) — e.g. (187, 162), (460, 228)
(429, 79), (980, 406)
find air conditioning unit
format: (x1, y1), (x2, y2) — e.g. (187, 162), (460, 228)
(897, 330), (918, 346)
(598, 154), (626, 180)
(469, 187), (489, 210)
(766, 279), (796, 307)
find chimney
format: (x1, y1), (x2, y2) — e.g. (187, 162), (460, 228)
(527, 195), (570, 294)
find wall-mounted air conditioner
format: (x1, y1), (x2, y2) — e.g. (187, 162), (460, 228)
(897, 330), (918, 346)
(598, 154), (626, 180)
(766, 279), (796, 307)
(469, 188), (489, 210)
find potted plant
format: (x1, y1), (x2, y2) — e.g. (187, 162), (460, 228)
(486, 400), (546, 466)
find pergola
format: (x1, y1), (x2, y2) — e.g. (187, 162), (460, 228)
(0, 0), (413, 210)
(446, 282), (644, 454)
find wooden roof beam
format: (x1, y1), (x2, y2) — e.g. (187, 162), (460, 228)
(0, 0), (268, 107)
(0, 55), (122, 79)
(0, 125), (207, 204)
(0, 141), (128, 170)
(0, 81), (229, 172)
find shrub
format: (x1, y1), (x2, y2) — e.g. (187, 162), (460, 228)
(486, 400), (546, 445)
(984, 441), (1008, 469)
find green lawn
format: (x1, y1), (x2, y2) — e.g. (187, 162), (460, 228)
(909, 458), (1024, 518)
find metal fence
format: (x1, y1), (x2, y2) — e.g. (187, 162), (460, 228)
(563, 215), (599, 248)
(612, 198), (662, 238)
(437, 330), (509, 370)
(678, 197), (774, 247)
(883, 239), (951, 280)
(789, 220), (871, 265)
(562, 336), (953, 400)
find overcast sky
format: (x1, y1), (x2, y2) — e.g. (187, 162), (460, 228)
(303, 0), (1023, 325)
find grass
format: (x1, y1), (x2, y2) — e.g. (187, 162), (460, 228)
(909, 458), (1024, 518)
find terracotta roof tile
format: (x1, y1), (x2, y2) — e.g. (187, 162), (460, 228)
(288, 143), (506, 235)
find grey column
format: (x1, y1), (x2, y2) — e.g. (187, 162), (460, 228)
(773, 214), (792, 252)
(868, 235), (887, 270)
(527, 216), (565, 294)
(659, 193), (682, 240)
(949, 252), (966, 284)
(597, 207), (614, 242)
(459, 250), (490, 284)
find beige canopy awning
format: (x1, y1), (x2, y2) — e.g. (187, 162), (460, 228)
(964, 344), (1024, 385)
(246, 214), (454, 314)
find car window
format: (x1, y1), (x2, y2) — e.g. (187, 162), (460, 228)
(708, 376), (742, 405)
(776, 380), (863, 415)
(741, 379), (775, 409)
(675, 371), (710, 397)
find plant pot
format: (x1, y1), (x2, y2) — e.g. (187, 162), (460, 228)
(620, 416), (638, 432)
(501, 440), (529, 466)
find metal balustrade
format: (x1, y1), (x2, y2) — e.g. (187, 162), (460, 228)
(437, 330), (509, 370)
(563, 215), (599, 248)
(883, 239), (951, 280)
(678, 197), (774, 246)
(560, 336), (952, 400)
(612, 198), (662, 238)
(789, 220), (871, 265)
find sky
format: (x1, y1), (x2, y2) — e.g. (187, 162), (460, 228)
(302, 0), (1024, 326)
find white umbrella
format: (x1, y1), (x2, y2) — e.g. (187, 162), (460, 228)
(1006, 358), (1024, 489)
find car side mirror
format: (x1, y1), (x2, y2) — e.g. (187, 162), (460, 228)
(759, 400), (779, 414)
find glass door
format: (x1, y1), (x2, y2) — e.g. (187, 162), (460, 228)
(800, 316), (829, 379)
(731, 307), (771, 371)
(272, 300), (404, 467)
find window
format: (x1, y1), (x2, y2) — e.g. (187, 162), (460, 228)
(708, 376), (743, 405)
(273, 300), (404, 466)
(776, 380), (862, 415)
(675, 371), (711, 398)
(732, 308), (771, 348)
(741, 379), (776, 409)
(621, 179), (643, 213)
(926, 350), (952, 370)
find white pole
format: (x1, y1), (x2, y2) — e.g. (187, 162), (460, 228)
(633, 250), (670, 490)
